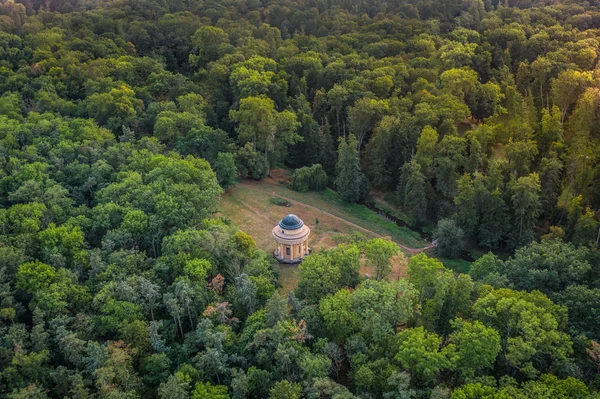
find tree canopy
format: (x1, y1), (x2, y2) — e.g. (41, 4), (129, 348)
(0, 0), (600, 397)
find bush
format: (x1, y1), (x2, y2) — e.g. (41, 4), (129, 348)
(269, 197), (290, 207)
(290, 164), (328, 192)
(434, 218), (465, 259)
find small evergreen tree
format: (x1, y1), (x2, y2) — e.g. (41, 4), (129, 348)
(434, 218), (465, 259)
(335, 136), (362, 202)
(397, 161), (427, 226)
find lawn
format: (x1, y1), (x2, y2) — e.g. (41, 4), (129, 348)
(219, 169), (480, 294)
(233, 171), (429, 250)
(279, 188), (428, 249)
(218, 170), (423, 293)
(219, 180), (378, 254)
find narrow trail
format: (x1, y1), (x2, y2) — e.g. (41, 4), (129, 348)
(237, 181), (435, 255)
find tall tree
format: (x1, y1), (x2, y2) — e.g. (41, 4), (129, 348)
(347, 98), (388, 153)
(472, 288), (572, 378)
(510, 173), (542, 247)
(414, 126), (439, 177)
(434, 218), (464, 259)
(395, 327), (453, 383)
(214, 153), (238, 189)
(551, 70), (593, 123)
(363, 238), (400, 280)
(327, 84), (349, 137)
(335, 136), (362, 203)
(230, 96), (300, 176)
(448, 319), (501, 380)
(397, 161), (427, 226)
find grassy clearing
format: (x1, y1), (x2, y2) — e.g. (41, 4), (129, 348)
(260, 185), (429, 249)
(219, 174), (420, 293)
(220, 170), (473, 292)
(219, 180), (378, 254)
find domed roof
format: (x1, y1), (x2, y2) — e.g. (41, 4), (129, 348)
(279, 214), (304, 230)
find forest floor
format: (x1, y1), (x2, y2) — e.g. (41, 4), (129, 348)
(219, 169), (434, 293)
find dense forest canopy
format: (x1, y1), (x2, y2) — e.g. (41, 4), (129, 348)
(1, 0), (600, 397)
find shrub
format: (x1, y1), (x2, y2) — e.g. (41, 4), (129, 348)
(290, 164), (328, 192)
(269, 197), (290, 207)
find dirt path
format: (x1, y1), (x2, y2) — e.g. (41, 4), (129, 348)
(237, 181), (435, 255)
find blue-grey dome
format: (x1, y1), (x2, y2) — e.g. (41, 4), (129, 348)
(279, 214), (304, 230)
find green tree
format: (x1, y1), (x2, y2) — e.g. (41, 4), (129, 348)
(383, 371), (417, 399)
(335, 136), (362, 203)
(414, 126), (439, 176)
(505, 140), (538, 178)
(555, 285), (600, 341)
(154, 110), (205, 148)
(269, 380), (302, 399)
(327, 84), (349, 137)
(469, 253), (508, 288)
(86, 85), (143, 132)
(503, 239), (590, 295)
(0, 91), (22, 120)
(551, 69), (593, 123)
(297, 244), (360, 304)
(347, 98), (389, 153)
(265, 291), (288, 327)
(141, 353), (171, 388)
(539, 107), (564, 156)
(451, 374), (591, 398)
(363, 238), (400, 280)
(472, 288), (572, 377)
(510, 173), (541, 247)
(407, 253), (445, 305)
(434, 218), (465, 259)
(539, 154), (563, 217)
(395, 327), (453, 383)
(190, 26), (230, 67)
(237, 143), (267, 180)
(214, 153), (238, 189)
(365, 115), (413, 190)
(448, 319), (501, 380)
(230, 96), (300, 176)
(319, 289), (359, 343)
(397, 161), (427, 226)
(289, 164), (328, 192)
(352, 279), (419, 345)
(299, 352), (331, 381)
(192, 381), (229, 399)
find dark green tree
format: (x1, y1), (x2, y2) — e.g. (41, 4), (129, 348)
(434, 218), (465, 259)
(335, 136), (362, 203)
(214, 153), (238, 189)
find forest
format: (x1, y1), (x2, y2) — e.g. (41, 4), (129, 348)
(1, 0), (600, 397)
